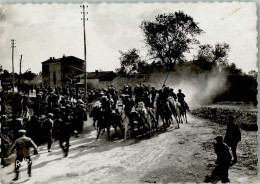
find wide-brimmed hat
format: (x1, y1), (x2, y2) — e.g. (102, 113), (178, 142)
(18, 129), (26, 134)
(47, 113), (54, 118)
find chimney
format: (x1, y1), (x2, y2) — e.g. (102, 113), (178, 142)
(95, 70), (98, 76)
(49, 57), (52, 60)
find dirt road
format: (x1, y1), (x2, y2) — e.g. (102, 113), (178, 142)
(0, 113), (257, 184)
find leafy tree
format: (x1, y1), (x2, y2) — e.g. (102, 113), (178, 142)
(248, 70), (257, 79)
(22, 70), (36, 81)
(141, 11), (203, 69)
(1, 70), (9, 81)
(193, 43), (230, 71)
(224, 63), (243, 75)
(0, 64), (3, 75)
(117, 48), (148, 74)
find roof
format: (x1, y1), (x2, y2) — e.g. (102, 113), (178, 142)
(76, 71), (118, 81)
(42, 56), (84, 64)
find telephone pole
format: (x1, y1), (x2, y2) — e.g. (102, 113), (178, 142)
(11, 39), (16, 92)
(80, 4), (88, 99)
(18, 55), (22, 92)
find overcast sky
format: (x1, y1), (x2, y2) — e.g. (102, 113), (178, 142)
(0, 2), (257, 74)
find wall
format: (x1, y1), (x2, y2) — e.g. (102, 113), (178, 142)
(49, 62), (62, 88)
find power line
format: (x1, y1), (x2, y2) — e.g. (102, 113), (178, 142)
(80, 4), (88, 99)
(11, 39), (16, 92)
(18, 55), (22, 92)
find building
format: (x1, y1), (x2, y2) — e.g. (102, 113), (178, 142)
(75, 70), (118, 89)
(42, 55), (84, 88)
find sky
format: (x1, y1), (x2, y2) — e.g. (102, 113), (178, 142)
(0, 2), (257, 74)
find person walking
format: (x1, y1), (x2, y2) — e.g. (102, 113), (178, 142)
(205, 135), (232, 183)
(59, 109), (72, 157)
(7, 129), (38, 181)
(42, 113), (54, 152)
(224, 115), (241, 165)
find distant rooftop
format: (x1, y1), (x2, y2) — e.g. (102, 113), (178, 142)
(76, 71), (118, 81)
(42, 55), (83, 64)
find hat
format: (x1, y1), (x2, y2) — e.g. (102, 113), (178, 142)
(47, 113), (54, 118)
(15, 118), (23, 121)
(79, 104), (85, 108)
(18, 129), (26, 134)
(215, 135), (223, 142)
(78, 99), (83, 104)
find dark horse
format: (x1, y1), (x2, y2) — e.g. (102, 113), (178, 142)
(156, 101), (172, 131)
(90, 102), (124, 140)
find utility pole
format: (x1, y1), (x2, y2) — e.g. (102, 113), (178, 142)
(11, 39), (16, 92)
(80, 4), (88, 99)
(18, 55), (22, 92)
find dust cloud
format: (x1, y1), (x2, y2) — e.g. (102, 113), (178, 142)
(156, 67), (228, 106)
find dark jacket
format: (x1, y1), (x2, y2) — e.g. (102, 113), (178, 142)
(224, 123), (241, 146)
(214, 142), (231, 166)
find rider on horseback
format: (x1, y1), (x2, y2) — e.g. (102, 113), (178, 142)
(177, 89), (190, 111)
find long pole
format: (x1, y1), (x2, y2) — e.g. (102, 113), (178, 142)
(18, 55), (22, 92)
(162, 71), (170, 87)
(11, 39), (15, 92)
(81, 4), (88, 99)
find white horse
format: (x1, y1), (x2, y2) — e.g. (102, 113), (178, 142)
(115, 101), (130, 140)
(137, 101), (153, 136)
(167, 96), (183, 128)
(90, 100), (102, 131)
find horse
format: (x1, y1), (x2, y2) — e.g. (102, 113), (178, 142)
(89, 99), (112, 140)
(157, 100), (172, 131)
(136, 102), (153, 137)
(93, 99), (126, 141)
(115, 101), (130, 140)
(179, 100), (188, 124)
(168, 96), (183, 128)
(89, 100), (102, 130)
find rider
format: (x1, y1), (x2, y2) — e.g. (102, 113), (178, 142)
(101, 96), (112, 118)
(177, 89), (190, 111)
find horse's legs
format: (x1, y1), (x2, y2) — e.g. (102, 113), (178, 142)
(96, 127), (102, 140)
(184, 111), (188, 123)
(173, 114), (178, 125)
(146, 120), (152, 137)
(124, 123), (128, 140)
(93, 119), (96, 130)
(107, 126), (111, 141)
(162, 118), (166, 131)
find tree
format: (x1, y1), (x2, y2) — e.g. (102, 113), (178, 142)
(116, 48), (148, 74)
(225, 63), (243, 75)
(0, 64), (3, 75)
(193, 43), (230, 71)
(141, 11), (203, 69)
(22, 70), (36, 81)
(1, 70), (10, 81)
(248, 70), (257, 79)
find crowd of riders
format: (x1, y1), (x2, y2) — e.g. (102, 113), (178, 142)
(0, 83), (189, 164)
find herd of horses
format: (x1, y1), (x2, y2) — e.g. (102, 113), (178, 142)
(89, 95), (188, 140)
